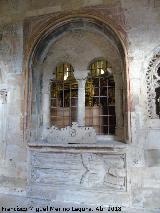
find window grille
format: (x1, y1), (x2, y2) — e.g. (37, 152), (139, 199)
(85, 59), (116, 135)
(50, 60), (116, 135)
(50, 63), (78, 128)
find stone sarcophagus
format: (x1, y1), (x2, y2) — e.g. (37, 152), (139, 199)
(28, 143), (130, 206)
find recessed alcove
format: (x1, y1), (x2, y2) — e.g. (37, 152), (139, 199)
(27, 17), (128, 144)
(26, 16), (130, 206)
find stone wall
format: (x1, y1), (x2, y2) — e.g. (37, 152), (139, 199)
(0, 0), (160, 211)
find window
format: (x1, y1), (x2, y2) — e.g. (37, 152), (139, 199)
(50, 63), (78, 128)
(85, 59), (116, 135)
(50, 60), (116, 136)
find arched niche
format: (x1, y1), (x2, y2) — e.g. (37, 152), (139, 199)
(25, 16), (128, 143)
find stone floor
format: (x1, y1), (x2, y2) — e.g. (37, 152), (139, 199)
(0, 193), (160, 213)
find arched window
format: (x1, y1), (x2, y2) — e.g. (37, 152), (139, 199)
(50, 60), (116, 135)
(85, 59), (116, 135)
(50, 63), (78, 128)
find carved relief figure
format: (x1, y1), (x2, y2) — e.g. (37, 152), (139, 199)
(30, 152), (126, 192)
(80, 153), (126, 190)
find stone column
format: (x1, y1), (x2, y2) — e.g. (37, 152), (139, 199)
(77, 79), (86, 126)
(74, 70), (89, 127)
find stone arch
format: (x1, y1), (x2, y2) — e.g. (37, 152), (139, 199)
(24, 13), (129, 143)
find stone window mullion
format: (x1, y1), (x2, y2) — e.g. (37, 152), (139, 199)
(77, 79), (87, 127)
(74, 70), (89, 127)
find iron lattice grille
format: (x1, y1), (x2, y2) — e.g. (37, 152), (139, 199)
(50, 63), (78, 128)
(50, 61), (116, 135)
(85, 60), (116, 135)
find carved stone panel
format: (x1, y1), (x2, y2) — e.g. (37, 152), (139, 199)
(41, 122), (96, 144)
(29, 149), (127, 203)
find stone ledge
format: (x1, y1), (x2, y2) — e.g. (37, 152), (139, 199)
(28, 141), (128, 150)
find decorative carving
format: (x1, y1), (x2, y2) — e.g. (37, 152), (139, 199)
(42, 122), (96, 144)
(0, 90), (7, 104)
(146, 52), (160, 118)
(30, 151), (126, 192)
(80, 153), (126, 189)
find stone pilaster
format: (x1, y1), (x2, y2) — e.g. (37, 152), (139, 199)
(0, 89), (7, 160)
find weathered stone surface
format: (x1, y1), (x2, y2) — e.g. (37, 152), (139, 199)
(28, 146), (129, 205)
(30, 152), (126, 189)
(0, 193), (159, 213)
(145, 150), (160, 167)
(0, 23), (23, 74)
(42, 122), (96, 144)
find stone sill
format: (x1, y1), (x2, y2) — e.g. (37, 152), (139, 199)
(28, 140), (127, 150)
